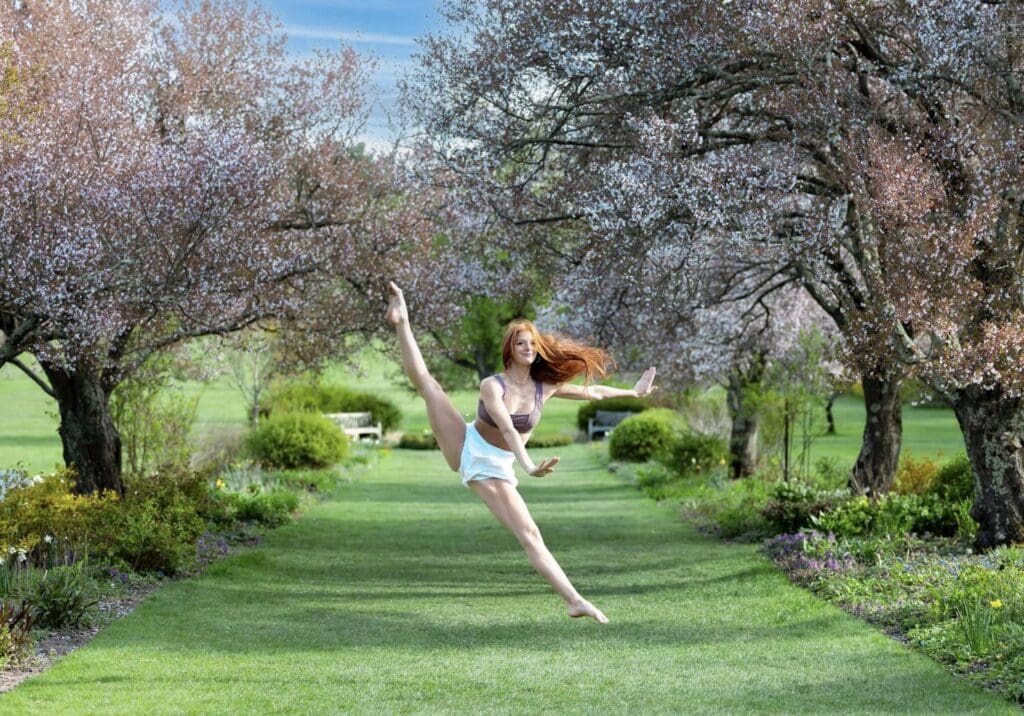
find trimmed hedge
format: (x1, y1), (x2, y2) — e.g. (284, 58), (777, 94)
(264, 383), (402, 432)
(576, 397), (650, 431)
(608, 408), (684, 462)
(248, 412), (350, 469)
(398, 432), (439, 450)
(528, 433), (574, 448)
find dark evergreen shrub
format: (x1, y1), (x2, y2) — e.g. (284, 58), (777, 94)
(398, 432), (438, 450)
(528, 433), (574, 448)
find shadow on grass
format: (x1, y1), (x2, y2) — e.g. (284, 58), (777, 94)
(0, 434), (59, 448)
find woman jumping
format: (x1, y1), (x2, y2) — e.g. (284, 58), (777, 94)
(386, 282), (656, 624)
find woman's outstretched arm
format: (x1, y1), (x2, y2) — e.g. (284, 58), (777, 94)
(479, 377), (559, 477)
(552, 367), (657, 400)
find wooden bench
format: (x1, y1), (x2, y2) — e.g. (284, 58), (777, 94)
(324, 412), (382, 442)
(588, 410), (635, 440)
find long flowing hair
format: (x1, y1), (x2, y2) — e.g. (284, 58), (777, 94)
(501, 319), (614, 385)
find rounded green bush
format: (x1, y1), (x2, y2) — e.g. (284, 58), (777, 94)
(576, 396), (650, 431)
(248, 412), (349, 469)
(608, 408), (683, 462)
(263, 383), (402, 432)
(927, 452), (975, 502)
(659, 431), (728, 477)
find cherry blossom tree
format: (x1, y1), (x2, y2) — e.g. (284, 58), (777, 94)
(0, 0), (454, 494)
(546, 250), (836, 479)
(412, 0), (1024, 547)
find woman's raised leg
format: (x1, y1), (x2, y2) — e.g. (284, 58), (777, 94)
(387, 282), (466, 470)
(469, 478), (609, 624)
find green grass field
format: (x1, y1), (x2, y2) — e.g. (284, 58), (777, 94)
(0, 446), (1009, 714)
(0, 354), (965, 475)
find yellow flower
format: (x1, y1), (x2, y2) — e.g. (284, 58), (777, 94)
(719, 458), (727, 465)
(215, 479), (226, 490)
(991, 599), (1003, 609)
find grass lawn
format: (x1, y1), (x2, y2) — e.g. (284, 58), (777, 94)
(0, 445), (1011, 714)
(0, 352), (966, 475)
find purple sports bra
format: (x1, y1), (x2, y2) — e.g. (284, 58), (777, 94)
(477, 374), (543, 433)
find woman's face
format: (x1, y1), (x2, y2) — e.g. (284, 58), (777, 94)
(511, 330), (536, 367)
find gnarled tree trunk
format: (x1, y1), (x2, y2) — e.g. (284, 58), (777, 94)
(950, 385), (1024, 549)
(39, 360), (124, 496)
(725, 358), (763, 479)
(851, 371), (902, 495)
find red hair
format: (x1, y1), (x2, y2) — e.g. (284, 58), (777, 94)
(501, 320), (614, 384)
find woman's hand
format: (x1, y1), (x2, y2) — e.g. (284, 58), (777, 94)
(633, 367), (657, 397)
(529, 457), (560, 477)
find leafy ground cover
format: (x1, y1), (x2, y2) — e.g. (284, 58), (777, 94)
(0, 447), (1010, 713)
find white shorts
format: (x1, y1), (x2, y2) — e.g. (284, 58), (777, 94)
(459, 422), (517, 488)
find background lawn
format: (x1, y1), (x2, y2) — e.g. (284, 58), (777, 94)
(0, 352), (965, 474)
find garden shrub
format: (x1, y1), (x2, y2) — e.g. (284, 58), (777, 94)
(248, 412), (350, 469)
(715, 496), (773, 540)
(658, 431), (728, 477)
(0, 470), (118, 555)
(264, 382), (321, 414)
(893, 453), (940, 495)
(633, 462), (693, 501)
(690, 476), (773, 540)
(264, 382), (402, 432)
(20, 561), (99, 629)
(225, 489), (300, 528)
(0, 599), (34, 667)
(528, 433), (574, 448)
(576, 396), (650, 431)
(810, 493), (965, 539)
(760, 481), (849, 534)
(927, 452), (975, 502)
(608, 409), (684, 462)
(398, 432), (438, 449)
(96, 470), (211, 573)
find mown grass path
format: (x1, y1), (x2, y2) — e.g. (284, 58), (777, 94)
(0, 446), (1012, 714)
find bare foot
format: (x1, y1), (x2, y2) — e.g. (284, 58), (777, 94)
(567, 599), (609, 624)
(386, 281), (408, 325)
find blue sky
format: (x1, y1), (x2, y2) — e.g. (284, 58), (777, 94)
(261, 0), (444, 150)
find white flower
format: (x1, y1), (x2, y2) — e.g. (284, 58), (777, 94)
(43, 534), (53, 544)
(7, 547), (14, 555)
(16, 550), (26, 563)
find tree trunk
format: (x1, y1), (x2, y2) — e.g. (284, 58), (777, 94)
(824, 391), (837, 435)
(474, 348), (492, 381)
(725, 362), (761, 479)
(39, 360), (124, 496)
(851, 372), (902, 495)
(949, 386), (1024, 549)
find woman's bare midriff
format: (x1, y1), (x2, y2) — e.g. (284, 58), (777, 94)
(474, 418), (531, 451)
